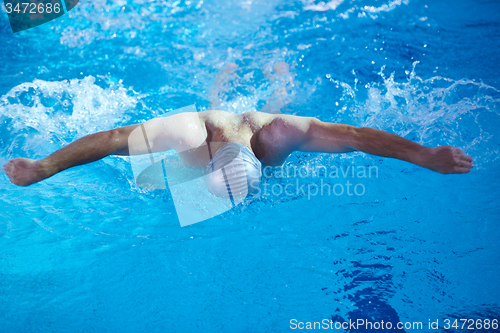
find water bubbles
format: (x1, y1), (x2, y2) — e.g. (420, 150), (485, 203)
(0, 76), (137, 155)
(326, 74), (331, 79)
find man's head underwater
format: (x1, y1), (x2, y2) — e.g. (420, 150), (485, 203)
(205, 142), (262, 199)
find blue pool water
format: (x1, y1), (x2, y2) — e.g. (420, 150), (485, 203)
(1, 0), (500, 331)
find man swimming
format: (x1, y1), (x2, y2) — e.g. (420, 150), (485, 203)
(4, 110), (473, 190)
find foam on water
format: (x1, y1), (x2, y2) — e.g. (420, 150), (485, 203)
(0, 76), (137, 159)
(303, 0), (409, 19)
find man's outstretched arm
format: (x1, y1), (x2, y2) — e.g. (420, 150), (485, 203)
(3, 114), (184, 186)
(3, 125), (140, 186)
(281, 116), (474, 174)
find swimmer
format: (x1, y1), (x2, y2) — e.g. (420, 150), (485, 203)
(3, 110), (474, 188)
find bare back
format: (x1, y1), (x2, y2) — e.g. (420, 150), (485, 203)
(199, 110), (312, 166)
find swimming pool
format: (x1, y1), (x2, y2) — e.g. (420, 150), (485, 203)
(1, 0), (499, 331)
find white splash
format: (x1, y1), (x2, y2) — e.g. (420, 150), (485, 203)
(0, 76), (137, 156)
(362, 0), (409, 13)
(304, 0), (344, 11)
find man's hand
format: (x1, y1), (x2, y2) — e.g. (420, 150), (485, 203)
(3, 158), (46, 186)
(424, 146), (474, 174)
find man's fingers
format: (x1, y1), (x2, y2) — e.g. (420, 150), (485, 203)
(3, 161), (11, 174)
(459, 154), (473, 162)
(453, 147), (472, 161)
(454, 166), (472, 174)
(456, 160), (473, 168)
